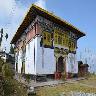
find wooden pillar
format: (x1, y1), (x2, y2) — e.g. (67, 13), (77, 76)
(56, 56), (58, 72)
(62, 56), (67, 80)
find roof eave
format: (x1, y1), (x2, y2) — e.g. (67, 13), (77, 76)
(11, 4), (86, 44)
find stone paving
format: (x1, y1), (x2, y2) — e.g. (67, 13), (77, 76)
(28, 80), (64, 87)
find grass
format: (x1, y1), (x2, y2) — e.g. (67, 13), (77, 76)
(35, 75), (96, 96)
(78, 74), (96, 87)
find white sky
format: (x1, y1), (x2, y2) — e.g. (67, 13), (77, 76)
(35, 0), (47, 9)
(0, 0), (46, 52)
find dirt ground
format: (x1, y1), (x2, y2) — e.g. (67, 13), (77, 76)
(35, 75), (96, 96)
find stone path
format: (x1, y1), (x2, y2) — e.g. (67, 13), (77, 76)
(28, 78), (85, 88)
(28, 80), (64, 87)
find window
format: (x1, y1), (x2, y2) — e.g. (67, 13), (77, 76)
(66, 34), (69, 47)
(46, 32), (51, 46)
(44, 33), (46, 40)
(43, 32), (52, 47)
(58, 35), (62, 45)
(69, 40), (75, 51)
(54, 29), (58, 44)
(47, 33), (51, 42)
(54, 34), (58, 44)
(65, 33), (67, 47)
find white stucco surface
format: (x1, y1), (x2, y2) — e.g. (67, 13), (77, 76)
(15, 36), (78, 75)
(24, 37), (56, 75)
(35, 37), (56, 74)
(18, 50), (22, 73)
(25, 39), (35, 74)
(66, 53), (78, 73)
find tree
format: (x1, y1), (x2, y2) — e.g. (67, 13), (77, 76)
(5, 33), (8, 40)
(9, 44), (14, 54)
(0, 28), (3, 47)
(0, 28), (8, 49)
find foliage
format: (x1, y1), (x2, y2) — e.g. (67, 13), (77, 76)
(3, 78), (28, 96)
(2, 63), (14, 78)
(9, 44), (14, 54)
(25, 74), (31, 84)
(0, 28), (3, 46)
(0, 58), (28, 96)
(0, 57), (4, 72)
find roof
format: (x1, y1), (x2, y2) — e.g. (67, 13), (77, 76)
(11, 4), (86, 44)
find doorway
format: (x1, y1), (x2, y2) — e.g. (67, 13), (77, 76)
(57, 56), (64, 72)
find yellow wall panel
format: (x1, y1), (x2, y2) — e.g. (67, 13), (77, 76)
(54, 29), (76, 51)
(43, 32), (52, 46)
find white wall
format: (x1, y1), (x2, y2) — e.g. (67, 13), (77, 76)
(17, 50), (22, 73)
(16, 38), (36, 74)
(25, 39), (36, 74)
(16, 37), (78, 75)
(66, 53), (78, 73)
(35, 37), (56, 75)
(16, 37), (56, 75)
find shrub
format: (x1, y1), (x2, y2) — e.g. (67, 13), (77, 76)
(2, 63), (14, 78)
